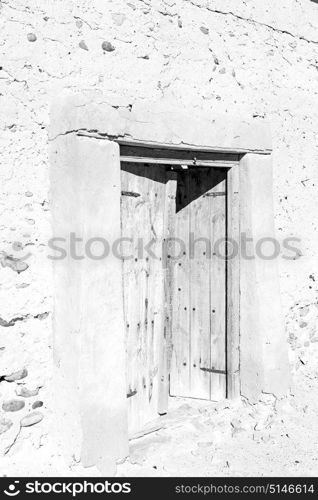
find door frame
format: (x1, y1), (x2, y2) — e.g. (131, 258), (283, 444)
(119, 148), (241, 410)
(226, 165), (240, 399)
(50, 94), (290, 473)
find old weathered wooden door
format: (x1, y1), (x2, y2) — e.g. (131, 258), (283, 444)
(121, 162), (176, 436)
(121, 163), (227, 435)
(169, 168), (227, 401)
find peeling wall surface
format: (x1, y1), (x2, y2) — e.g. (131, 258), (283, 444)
(1, 0), (318, 475)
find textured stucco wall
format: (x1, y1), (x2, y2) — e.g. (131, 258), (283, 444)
(50, 102), (288, 473)
(0, 0), (318, 471)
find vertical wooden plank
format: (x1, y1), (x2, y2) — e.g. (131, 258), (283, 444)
(121, 163), (169, 435)
(170, 170), (192, 397)
(145, 165), (173, 418)
(121, 164), (144, 435)
(146, 167), (161, 415)
(158, 170), (177, 414)
(209, 169), (227, 400)
(188, 168), (211, 399)
(136, 166), (149, 429)
(226, 165), (240, 398)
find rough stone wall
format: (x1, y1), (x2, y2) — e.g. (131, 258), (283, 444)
(0, 0), (318, 472)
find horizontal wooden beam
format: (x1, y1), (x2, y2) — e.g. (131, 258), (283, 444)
(120, 155), (238, 168)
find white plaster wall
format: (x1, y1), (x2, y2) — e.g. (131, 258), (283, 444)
(0, 0), (318, 471)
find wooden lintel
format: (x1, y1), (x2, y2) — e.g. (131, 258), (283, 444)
(120, 155), (237, 168)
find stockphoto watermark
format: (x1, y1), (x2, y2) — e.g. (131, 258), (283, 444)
(37, 232), (302, 263)
(8, 233), (301, 265)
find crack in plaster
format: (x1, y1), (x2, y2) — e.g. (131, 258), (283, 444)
(50, 128), (271, 155)
(189, 2), (318, 45)
(49, 129), (125, 142)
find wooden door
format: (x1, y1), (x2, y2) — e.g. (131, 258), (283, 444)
(121, 163), (176, 436)
(169, 168), (227, 401)
(121, 163), (227, 436)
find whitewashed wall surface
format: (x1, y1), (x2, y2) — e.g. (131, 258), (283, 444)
(0, 0), (318, 476)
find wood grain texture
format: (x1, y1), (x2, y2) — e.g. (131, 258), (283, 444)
(158, 172), (177, 414)
(226, 165), (240, 399)
(122, 164), (228, 430)
(189, 169), (211, 399)
(170, 168), (227, 401)
(169, 170), (191, 397)
(121, 163), (169, 435)
(209, 171), (227, 400)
